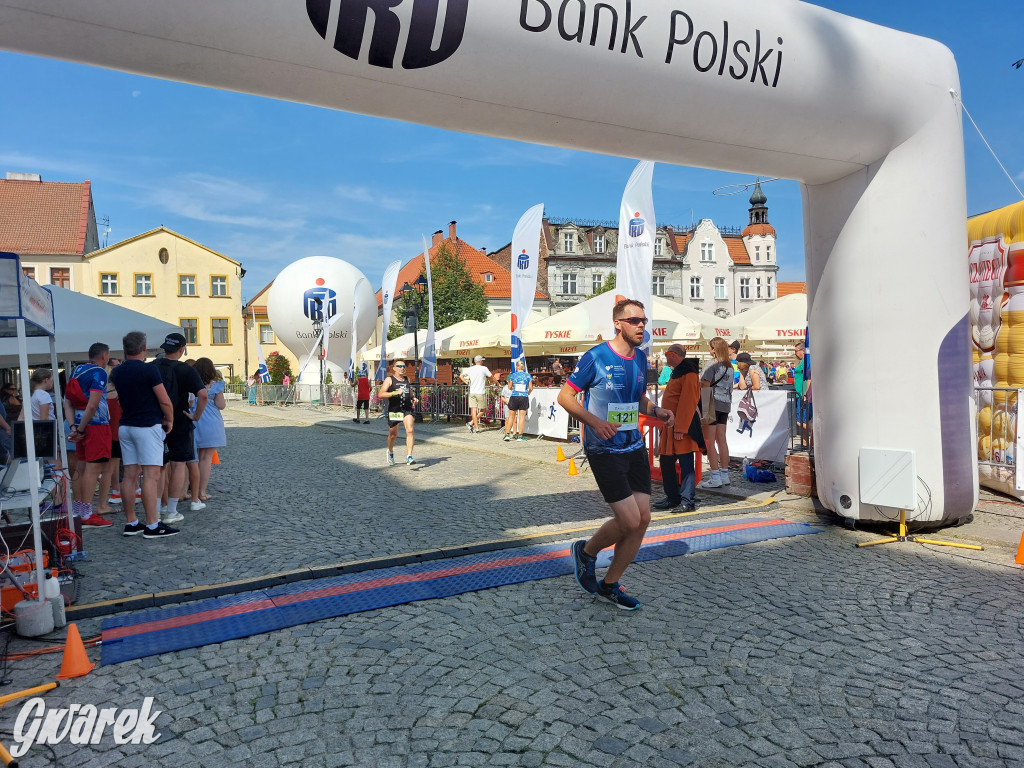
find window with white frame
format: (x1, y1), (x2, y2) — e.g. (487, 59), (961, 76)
(714, 276), (727, 300)
(690, 276), (703, 300)
(767, 276), (773, 298)
(562, 272), (577, 294)
(767, 245), (772, 261)
(592, 273), (603, 293)
(134, 274), (153, 296)
(484, 273), (494, 282)
(652, 275), (665, 296)
(754, 245), (760, 262)
(259, 323), (274, 344)
(211, 276), (228, 297)
(563, 232), (575, 253)
(756, 277), (762, 298)
(593, 234), (605, 253)
(654, 239), (663, 257)
(179, 275), (197, 296)
(740, 277), (751, 299)
(100, 273), (118, 295)
(701, 241), (714, 262)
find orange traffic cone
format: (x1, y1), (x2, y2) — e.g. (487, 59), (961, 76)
(56, 623), (94, 679)
(568, 458), (579, 476)
(556, 446), (566, 462)
(1016, 532), (1024, 565)
(211, 450), (220, 466)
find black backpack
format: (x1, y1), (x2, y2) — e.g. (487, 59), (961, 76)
(153, 358), (181, 411)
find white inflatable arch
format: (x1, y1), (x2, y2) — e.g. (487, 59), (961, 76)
(0, 0), (976, 522)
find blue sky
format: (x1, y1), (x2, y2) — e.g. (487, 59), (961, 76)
(1, 0), (1022, 300)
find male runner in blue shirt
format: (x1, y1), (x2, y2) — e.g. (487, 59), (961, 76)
(557, 299), (675, 610)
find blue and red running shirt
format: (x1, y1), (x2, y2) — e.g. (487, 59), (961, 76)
(566, 342), (648, 455)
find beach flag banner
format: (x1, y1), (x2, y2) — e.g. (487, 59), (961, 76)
(616, 161), (656, 355)
(420, 238), (437, 379)
(348, 278), (367, 382)
(375, 260), (402, 381)
(252, 307), (272, 383)
(510, 204), (544, 367)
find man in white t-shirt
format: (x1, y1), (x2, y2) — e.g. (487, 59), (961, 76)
(460, 355), (499, 433)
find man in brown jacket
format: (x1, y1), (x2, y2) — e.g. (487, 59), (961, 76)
(653, 345), (706, 512)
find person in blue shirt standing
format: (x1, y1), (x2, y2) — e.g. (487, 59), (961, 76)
(504, 360), (534, 441)
(558, 299), (675, 611)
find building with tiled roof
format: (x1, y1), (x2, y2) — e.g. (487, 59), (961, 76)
(82, 227), (245, 379)
(777, 282), (807, 297)
(375, 221), (547, 313)
(0, 172), (100, 288)
(541, 181), (780, 317)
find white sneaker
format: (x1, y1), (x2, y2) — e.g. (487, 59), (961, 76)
(719, 472), (731, 486)
(162, 511), (184, 524)
(697, 477), (723, 489)
(190, 501), (206, 512)
(159, 505), (168, 516)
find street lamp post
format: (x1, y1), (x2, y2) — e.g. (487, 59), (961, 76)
(400, 275), (429, 422)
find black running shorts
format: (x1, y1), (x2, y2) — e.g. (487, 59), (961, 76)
(587, 448), (651, 504)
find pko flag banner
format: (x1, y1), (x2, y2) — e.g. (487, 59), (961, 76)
(375, 260), (402, 381)
(510, 203), (545, 365)
(616, 161), (656, 355)
(348, 277), (367, 381)
(419, 237), (437, 379)
(252, 307), (271, 383)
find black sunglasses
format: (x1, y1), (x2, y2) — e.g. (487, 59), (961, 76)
(617, 317), (648, 326)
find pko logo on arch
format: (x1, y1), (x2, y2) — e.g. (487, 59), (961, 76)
(306, 0), (470, 69)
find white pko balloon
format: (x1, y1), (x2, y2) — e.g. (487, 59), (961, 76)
(267, 257), (376, 369)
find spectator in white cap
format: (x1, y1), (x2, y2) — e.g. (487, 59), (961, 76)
(460, 355), (499, 433)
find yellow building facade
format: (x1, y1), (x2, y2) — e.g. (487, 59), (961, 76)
(81, 228), (245, 379)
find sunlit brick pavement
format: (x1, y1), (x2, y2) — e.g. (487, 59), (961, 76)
(2, 404), (1022, 768)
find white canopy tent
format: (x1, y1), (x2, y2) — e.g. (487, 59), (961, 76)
(734, 294), (807, 344)
(363, 318), (485, 363)
(520, 293), (726, 356)
(445, 311), (546, 359)
(0, 285), (182, 367)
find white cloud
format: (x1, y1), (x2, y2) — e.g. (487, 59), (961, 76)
(148, 173), (306, 230)
(332, 184), (408, 212)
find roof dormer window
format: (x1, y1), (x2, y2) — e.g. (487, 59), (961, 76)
(484, 273), (494, 282)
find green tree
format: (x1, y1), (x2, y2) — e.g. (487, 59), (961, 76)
(266, 353), (293, 385)
(387, 243), (488, 339)
(593, 271), (617, 296)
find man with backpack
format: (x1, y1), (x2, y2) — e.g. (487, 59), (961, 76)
(153, 333), (208, 526)
(63, 342), (114, 526)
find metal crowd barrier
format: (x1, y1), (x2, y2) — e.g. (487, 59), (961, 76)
(973, 385), (1016, 479)
(229, 382), (798, 445)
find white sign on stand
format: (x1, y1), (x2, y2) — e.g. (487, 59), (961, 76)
(724, 389), (791, 463)
(523, 388), (569, 440)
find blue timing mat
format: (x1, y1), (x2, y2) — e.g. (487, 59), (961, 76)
(100, 518), (819, 665)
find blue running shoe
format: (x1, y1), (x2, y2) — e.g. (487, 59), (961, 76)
(597, 581), (641, 610)
(570, 540), (598, 594)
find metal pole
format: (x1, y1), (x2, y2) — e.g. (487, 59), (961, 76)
(413, 316), (421, 423)
(16, 320), (45, 604)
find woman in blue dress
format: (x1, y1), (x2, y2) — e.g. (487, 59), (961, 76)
(193, 358), (226, 502)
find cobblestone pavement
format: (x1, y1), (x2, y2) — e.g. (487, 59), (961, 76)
(1, 405), (1022, 768)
